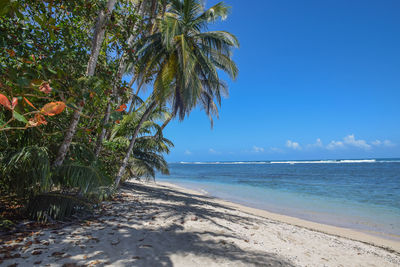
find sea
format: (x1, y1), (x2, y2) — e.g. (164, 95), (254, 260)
(156, 158), (400, 240)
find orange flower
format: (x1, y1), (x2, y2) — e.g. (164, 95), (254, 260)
(116, 104), (127, 112)
(28, 114), (47, 127)
(0, 95), (17, 110)
(0, 94), (11, 110)
(41, 101), (66, 116)
(39, 82), (52, 94)
(24, 97), (37, 110)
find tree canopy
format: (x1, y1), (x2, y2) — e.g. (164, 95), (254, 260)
(0, 0), (238, 223)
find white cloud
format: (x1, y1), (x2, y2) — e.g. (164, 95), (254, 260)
(315, 138), (323, 147)
(343, 134), (371, 150)
(326, 140), (345, 150)
(306, 138), (323, 149)
(280, 135), (396, 151)
(252, 146), (264, 153)
(184, 150), (192, 155)
(209, 148), (221, 154)
(372, 140), (382, 146)
(372, 139), (396, 147)
(286, 140), (301, 150)
(383, 140), (396, 147)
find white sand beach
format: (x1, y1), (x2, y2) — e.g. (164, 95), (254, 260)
(1, 181), (400, 267)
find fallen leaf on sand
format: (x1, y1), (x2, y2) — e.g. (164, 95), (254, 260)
(51, 251), (65, 257)
(34, 261), (42, 265)
(111, 240), (120, 245)
(32, 250), (42, 255)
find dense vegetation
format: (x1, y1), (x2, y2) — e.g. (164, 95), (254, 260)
(0, 0), (238, 224)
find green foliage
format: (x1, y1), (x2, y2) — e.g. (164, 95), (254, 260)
(0, 217), (14, 231)
(27, 193), (92, 221)
(0, 0), (238, 222)
(0, 145), (52, 196)
(135, 0), (239, 123)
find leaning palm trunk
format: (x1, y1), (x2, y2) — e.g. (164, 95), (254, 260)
(158, 109), (176, 132)
(94, 1), (147, 157)
(114, 101), (157, 187)
(53, 0), (117, 167)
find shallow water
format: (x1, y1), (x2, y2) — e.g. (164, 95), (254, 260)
(156, 159), (400, 239)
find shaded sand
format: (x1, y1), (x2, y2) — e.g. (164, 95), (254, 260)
(1, 181), (399, 267)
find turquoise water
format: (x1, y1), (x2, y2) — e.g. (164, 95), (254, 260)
(156, 159), (400, 239)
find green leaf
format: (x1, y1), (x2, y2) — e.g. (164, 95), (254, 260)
(13, 111), (28, 123)
(110, 111), (123, 122)
(47, 67), (57, 74)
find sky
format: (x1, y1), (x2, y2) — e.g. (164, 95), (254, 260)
(157, 0), (400, 161)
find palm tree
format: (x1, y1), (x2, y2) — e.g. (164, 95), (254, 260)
(111, 102), (172, 184)
(53, 0), (117, 167)
(114, 0), (239, 186)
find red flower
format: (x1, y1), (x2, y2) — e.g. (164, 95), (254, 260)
(0, 94), (11, 110)
(0, 94), (18, 110)
(28, 114), (47, 127)
(39, 82), (52, 94)
(116, 104), (127, 112)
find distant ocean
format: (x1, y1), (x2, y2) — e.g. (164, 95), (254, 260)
(156, 158), (400, 240)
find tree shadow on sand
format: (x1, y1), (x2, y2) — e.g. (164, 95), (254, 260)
(1, 182), (294, 267)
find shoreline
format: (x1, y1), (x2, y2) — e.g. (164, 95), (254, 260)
(1, 180), (400, 266)
(157, 181), (400, 253)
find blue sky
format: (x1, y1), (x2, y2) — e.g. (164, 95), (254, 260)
(159, 0), (400, 161)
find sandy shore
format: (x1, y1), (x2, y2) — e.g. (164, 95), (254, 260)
(1, 181), (400, 266)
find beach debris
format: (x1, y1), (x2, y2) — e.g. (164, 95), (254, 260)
(51, 251), (65, 258)
(111, 239), (120, 245)
(89, 260), (102, 265)
(31, 250), (42, 255)
(33, 261), (42, 265)
(139, 244), (153, 248)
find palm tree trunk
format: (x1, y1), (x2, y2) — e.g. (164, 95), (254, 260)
(94, 1), (147, 157)
(114, 101), (157, 187)
(53, 0), (116, 167)
(94, 37), (132, 157)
